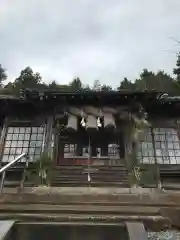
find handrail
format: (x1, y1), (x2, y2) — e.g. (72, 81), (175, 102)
(0, 153), (27, 174)
(0, 153), (27, 193)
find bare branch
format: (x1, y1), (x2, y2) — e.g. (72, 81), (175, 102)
(168, 37), (180, 44)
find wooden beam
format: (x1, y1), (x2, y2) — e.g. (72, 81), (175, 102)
(126, 222), (148, 240)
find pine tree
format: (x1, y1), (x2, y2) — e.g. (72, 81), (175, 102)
(0, 64), (7, 87)
(173, 53), (180, 80)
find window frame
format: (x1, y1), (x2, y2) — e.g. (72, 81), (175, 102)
(137, 126), (180, 164)
(2, 124), (45, 162)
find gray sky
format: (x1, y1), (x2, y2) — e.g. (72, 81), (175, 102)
(0, 0), (180, 88)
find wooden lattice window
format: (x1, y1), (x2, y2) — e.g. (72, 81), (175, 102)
(137, 128), (154, 164)
(137, 127), (180, 164)
(154, 128), (180, 164)
(64, 144), (77, 158)
(2, 126), (45, 162)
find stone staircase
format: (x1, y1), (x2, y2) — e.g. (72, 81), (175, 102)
(51, 165), (129, 187)
(0, 187), (180, 239)
(4, 164), (180, 189)
(0, 188), (178, 234)
(0, 164), (129, 188)
(0, 163), (130, 189)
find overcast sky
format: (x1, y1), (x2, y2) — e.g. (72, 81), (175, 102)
(0, 0), (180, 87)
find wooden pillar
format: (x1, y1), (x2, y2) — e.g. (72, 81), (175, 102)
(151, 127), (161, 188)
(0, 118), (8, 163)
(44, 115), (53, 156)
(54, 118), (64, 165)
(123, 122), (133, 166)
(176, 119), (180, 140)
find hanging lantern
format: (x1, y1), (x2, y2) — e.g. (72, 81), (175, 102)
(104, 113), (115, 129)
(80, 117), (86, 127)
(80, 109), (86, 127)
(97, 117), (102, 128)
(67, 114), (78, 131)
(86, 115), (97, 130)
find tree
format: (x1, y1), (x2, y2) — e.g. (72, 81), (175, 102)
(3, 82), (14, 94)
(133, 69), (176, 94)
(155, 71), (177, 95)
(0, 64), (7, 87)
(82, 84), (91, 92)
(118, 77), (134, 91)
(173, 53), (180, 80)
(14, 67), (41, 87)
(101, 84), (112, 92)
(12, 67), (43, 95)
(92, 80), (101, 91)
(48, 81), (60, 90)
(134, 69), (155, 91)
(69, 77), (82, 91)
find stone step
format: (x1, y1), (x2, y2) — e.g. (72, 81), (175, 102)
(1, 188), (180, 206)
(54, 171), (128, 175)
(0, 204), (160, 215)
(53, 176), (128, 182)
(0, 212), (168, 229)
(15, 221), (125, 226)
(51, 181), (129, 187)
(54, 165), (126, 169)
(2, 178), (129, 188)
(51, 165), (129, 187)
(3, 181), (34, 187)
(1, 195), (176, 207)
(52, 178), (129, 183)
(53, 175), (129, 180)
